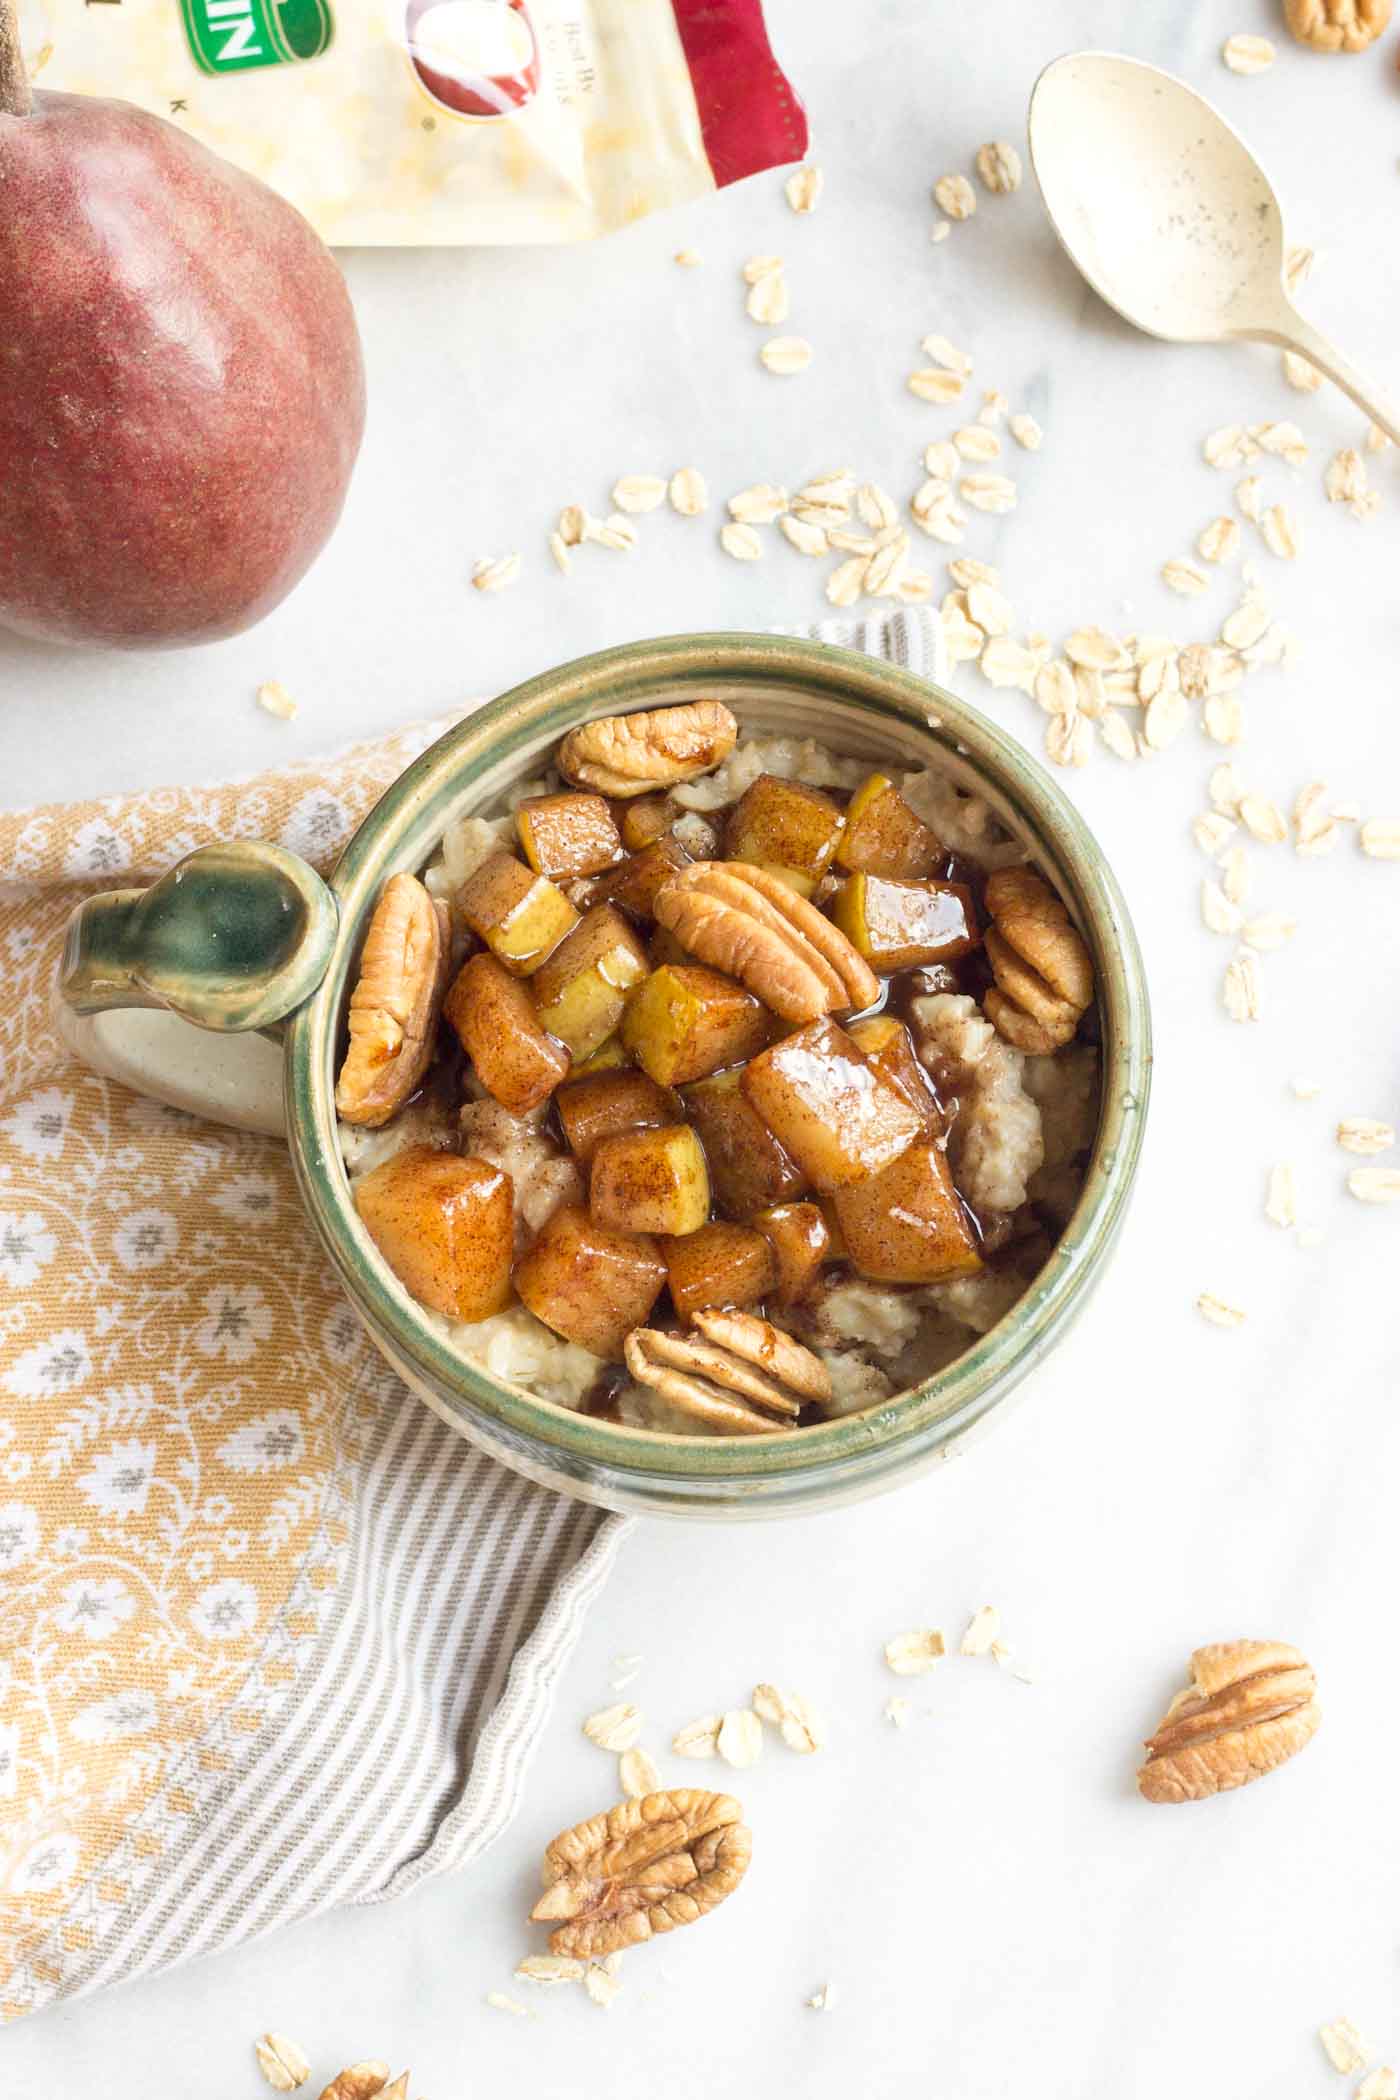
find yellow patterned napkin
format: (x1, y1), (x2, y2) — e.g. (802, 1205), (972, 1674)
(0, 718), (622, 2021)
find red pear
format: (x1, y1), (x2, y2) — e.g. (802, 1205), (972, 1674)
(0, 4), (365, 650)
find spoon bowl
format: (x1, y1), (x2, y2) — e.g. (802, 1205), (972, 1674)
(1028, 51), (1400, 441)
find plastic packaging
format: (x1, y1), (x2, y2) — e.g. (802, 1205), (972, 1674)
(28, 0), (807, 244)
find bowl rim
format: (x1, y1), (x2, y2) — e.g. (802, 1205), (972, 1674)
(285, 632), (1151, 1491)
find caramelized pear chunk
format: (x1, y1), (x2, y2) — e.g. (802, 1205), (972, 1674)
(833, 875), (979, 973)
(724, 773), (846, 880)
(752, 1199), (835, 1301)
(847, 1016), (941, 1130)
(621, 964), (770, 1087)
(833, 1141), (982, 1284)
(458, 851), (578, 976)
(514, 1205), (666, 1359)
(530, 905), (649, 1061)
(557, 1069), (679, 1164)
(681, 1068), (808, 1216)
(354, 1145), (514, 1322)
(835, 773), (943, 878)
(665, 1221), (779, 1320)
(590, 1124), (710, 1237)
(572, 1035), (629, 1076)
(444, 951), (570, 1114)
(618, 794), (675, 851)
(591, 835), (692, 923)
(517, 793), (625, 882)
(740, 1018), (924, 1191)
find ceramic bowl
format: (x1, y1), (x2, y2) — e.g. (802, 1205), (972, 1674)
(59, 634), (1151, 1519)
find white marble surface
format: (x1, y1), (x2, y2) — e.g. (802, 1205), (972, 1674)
(9, 2), (1400, 2093)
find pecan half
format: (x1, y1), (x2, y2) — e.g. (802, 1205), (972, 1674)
(625, 1312), (829, 1433)
(982, 865), (1094, 1054)
(1137, 1640), (1320, 1804)
(315, 2067), (402, 2100)
(335, 874), (450, 1127)
(558, 702), (738, 798)
(1285, 0), (1390, 51)
(531, 1789), (751, 1959)
(654, 861), (880, 1022)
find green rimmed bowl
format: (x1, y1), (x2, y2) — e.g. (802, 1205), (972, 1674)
(58, 634), (1151, 1520)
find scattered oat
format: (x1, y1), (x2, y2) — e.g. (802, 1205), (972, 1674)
(674, 248), (701, 268)
(582, 1703), (642, 1752)
(618, 1746), (661, 1799)
(1222, 950), (1261, 1023)
(1009, 412), (1043, 451)
(865, 533), (910, 598)
(1282, 350), (1322, 393)
(953, 424), (1002, 463)
(1203, 691), (1245, 746)
(1201, 880), (1243, 936)
(1293, 1078), (1323, 1101)
(1220, 846), (1250, 905)
(1238, 794), (1287, 845)
(856, 482), (900, 531)
(1234, 475), (1264, 525)
(1034, 660), (1076, 716)
(557, 503), (588, 547)
(1294, 781), (1343, 857)
(589, 512), (639, 553)
(1359, 2071), (1399, 2100)
(1099, 711), (1139, 763)
(1253, 420), (1309, 467)
(930, 220), (951, 244)
(1242, 913), (1295, 950)
(785, 163), (823, 214)
(255, 2035), (311, 2092)
(1064, 626), (1126, 673)
(1337, 1118), (1395, 1157)
(826, 555), (870, 607)
(898, 569), (935, 605)
(716, 1708), (764, 1769)
(671, 1714), (722, 1758)
(978, 389), (1009, 426)
(255, 680), (297, 722)
(548, 531), (571, 574)
(611, 474), (667, 515)
(746, 264), (790, 326)
(1197, 1292), (1246, 1328)
(1045, 711), (1093, 769)
(486, 1992), (531, 2018)
(806, 1982), (836, 2012)
(1198, 516), (1241, 564)
(720, 521), (764, 563)
(948, 555), (1001, 590)
(1318, 2019), (1371, 2075)
(1361, 820), (1400, 861)
(472, 553), (521, 593)
(884, 1629), (946, 1676)
(884, 1696), (912, 1728)
(1348, 1169), (1400, 1204)
(920, 333), (974, 376)
(960, 473), (1016, 514)
(1210, 763), (1244, 815)
(728, 483), (788, 525)
(1223, 32), (1275, 72)
(934, 172), (977, 221)
(759, 335), (813, 376)
(1325, 448), (1368, 507)
(753, 1683), (826, 1753)
(516, 1954), (586, 1984)
(960, 1606), (1001, 1657)
(742, 252), (783, 284)
(924, 439), (960, 481)
(1162, 558), (1208, 597)
(1193, 811), (1238, 855)
(1221, 595), (1270, 651)
(1205, 424), (1253, 469)
(668, 466), (708, 517)
(979, 636), (1039, 691)
(975, 140), (1022, 194)
(911, 488), (967, 544)
(1142, 688), (1187, 750)
(779, 513), (830, 556)
(1366, 422), (1391, 453)
(583, 1963), (622, 2010)
(1264, 1163), (1298, 1228)
(965, 581), (1012, 637)
(908, 367), (965, 405)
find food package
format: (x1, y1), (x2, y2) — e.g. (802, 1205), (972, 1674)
(25, 0), (807, 243)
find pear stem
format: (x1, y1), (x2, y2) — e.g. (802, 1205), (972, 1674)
(0, 0), (32, 117)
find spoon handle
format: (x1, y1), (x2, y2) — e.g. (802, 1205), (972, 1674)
(1254, 310), (1400, 448)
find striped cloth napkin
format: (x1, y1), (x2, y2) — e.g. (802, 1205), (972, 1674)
(0, 609), (941, 2020)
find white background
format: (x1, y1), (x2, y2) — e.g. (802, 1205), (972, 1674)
(9, 2), (1400, 2093)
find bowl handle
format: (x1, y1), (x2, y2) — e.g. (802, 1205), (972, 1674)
(53, 841), (338, 1139)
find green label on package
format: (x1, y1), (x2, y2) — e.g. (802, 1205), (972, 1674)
(179, 0), (334, 75)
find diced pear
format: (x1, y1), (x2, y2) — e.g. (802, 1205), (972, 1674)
(665, 1221), (778, 1319)
(740, 1018), (924, 1191)
(513, 1204), (666, 1359)
(572, 1034), (629, 1076)
(833, 875), (979, 972)
(530, 905), (649, 1061)
(619, 794), (674, 851)
(681, 1067), (807, 1215)
(752, 1199), (835, 1300)
(557, 1069), (680, 1163)
(847, 1016), (940, 1129)
(355, 1145), (514, 1322)
(517, 792), (624, 881)
(724, 773), (846, 878)
(444, 952), (570, 1115)
(833, 1140), (982, 1284)
(590, 1123), (710, 1237)
(648, 925), (691, 970)
(835, 773), (943, 878)
(592, 835), (692, 922)
(458, 851), (578, 975)
(755, 863), (817, 899)
(621, 963), (769, 1086)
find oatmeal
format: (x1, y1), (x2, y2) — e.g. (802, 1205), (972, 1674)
(336, 701), (1100, 1435)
